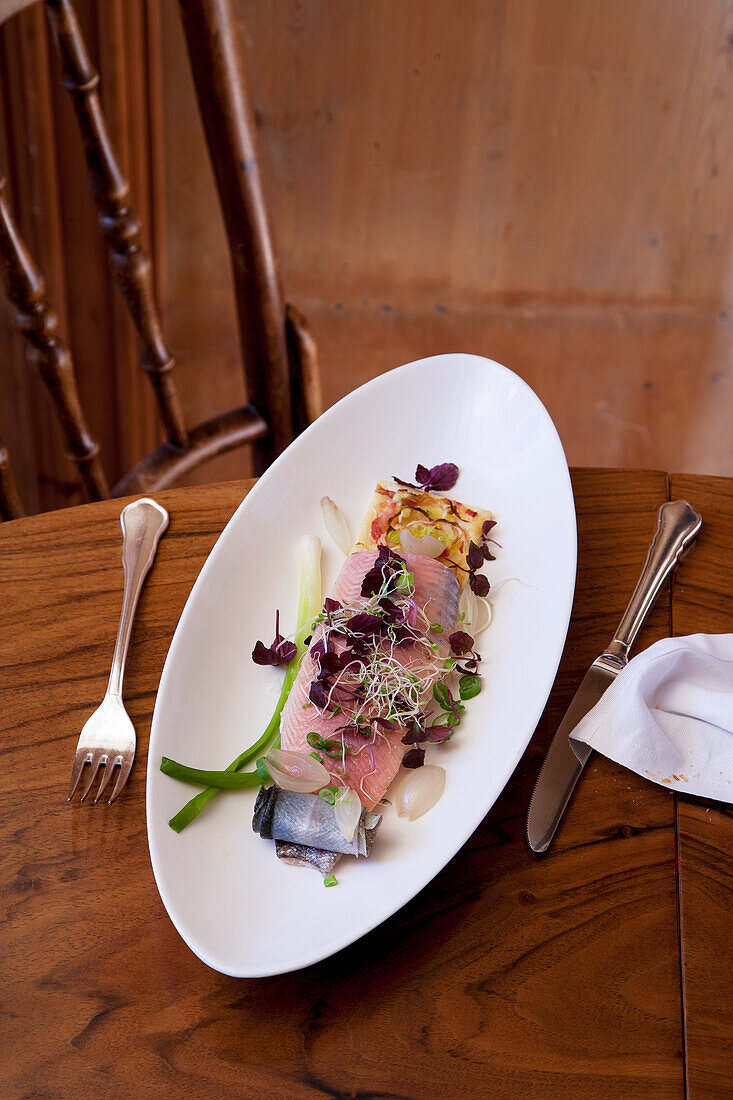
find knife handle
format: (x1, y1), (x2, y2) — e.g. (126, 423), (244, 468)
(603, 500), (701, 666)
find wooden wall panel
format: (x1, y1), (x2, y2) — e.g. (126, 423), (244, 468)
(160, 0), (733, 480)
(4, 1), (733, 512)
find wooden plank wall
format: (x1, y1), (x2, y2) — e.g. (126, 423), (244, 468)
(2, 0), (733, 511)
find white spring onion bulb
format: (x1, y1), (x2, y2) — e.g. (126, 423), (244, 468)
(265, 748), (330, 793)
(395, 764), (446, 821)
(321, 496), (352, 555)
(399, 528), (445, 558)
(334, 788), (362, 842)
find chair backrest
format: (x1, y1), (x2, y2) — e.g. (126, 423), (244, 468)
(0, 0), (321, 520)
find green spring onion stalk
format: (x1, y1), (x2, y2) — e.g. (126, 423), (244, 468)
(161, 757), (268, 787)
(166, 535), (322, 832)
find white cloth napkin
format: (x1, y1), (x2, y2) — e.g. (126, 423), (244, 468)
(570, 634), (733, 803)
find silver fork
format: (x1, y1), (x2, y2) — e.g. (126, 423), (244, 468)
(67, 497), (169, 804)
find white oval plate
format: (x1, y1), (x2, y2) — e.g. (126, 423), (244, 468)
(147, 353), (576, 977)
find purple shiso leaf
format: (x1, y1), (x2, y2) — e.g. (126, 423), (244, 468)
(278, 640), (297, 662)
(402, 713), (453, 745)
(401, 722), (424, 745)
(360, 544), (406, 596)
(318, 651), (344, 674)
(323, 597), (342, 614)
(402, 747), (426, 768)
(449, 630), (475, 655)
(309, 680), (328, 708)
(360, 565), (384, 597)
(480, 519), (501, 557)
(251, 610), (297, 666)
(423, 724), (454, 743)
(378, 597), (402, 623)
(347, 611), (384, 636)
(469, 572), (491, 597)
(378, 543), (404, 566)
(415, 462), (459, 492)
(393, 463), (459, 493)
(251, 640), (279, 666)
(466, 541), (484, 571)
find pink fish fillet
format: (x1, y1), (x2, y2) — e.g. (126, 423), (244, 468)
(280, 550), (459, 809)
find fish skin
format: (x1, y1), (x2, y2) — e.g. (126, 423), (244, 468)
(253, 786), (381, 856)
(280, 551), (459, 809)
(274, 841), (341, 877)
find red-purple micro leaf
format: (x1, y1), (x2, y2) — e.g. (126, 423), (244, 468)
(396, 463), (459, 493)
(251, 640), (278, 666)
(251, 608), (297, 666)
(308, 681), (328, 708)
(423, 724), (454, 743)
(401, 721), (425, 745)
(318, 651), (344, 674)
(347, 611), (384, 636)
(466, 541), (484, 570)
(469, 572), (491, 597)
(402, 747), (426, 768)
(414, 462), (460, 493)
(449, 630), (475, 655)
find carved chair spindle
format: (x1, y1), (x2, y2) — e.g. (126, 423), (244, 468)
(0, 0), (320, 521)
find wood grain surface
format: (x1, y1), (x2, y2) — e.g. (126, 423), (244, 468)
(1, 469), (731, 1097)
(671, 474), (733, 1099)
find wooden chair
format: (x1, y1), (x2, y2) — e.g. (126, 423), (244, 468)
(0, 0), (321, 520)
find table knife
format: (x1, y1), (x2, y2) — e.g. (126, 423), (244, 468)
(526, 499), (702, 854)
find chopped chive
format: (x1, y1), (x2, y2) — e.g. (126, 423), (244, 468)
(459, 673), (481, 700)
(255, 756), (270, 780)
(323, 875), (338, 887)
(310, 751), (324, 764)
(307, 731), (350, 757)
(318, 785), (338, 806)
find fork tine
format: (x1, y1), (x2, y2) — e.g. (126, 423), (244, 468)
(94, 755), (121, 804)
(67, 750), (93, 801)
(108, 755), (134, 804)
(79, 754), (106, 802)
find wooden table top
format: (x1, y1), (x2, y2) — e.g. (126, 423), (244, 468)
(2, 469), (732, 1099)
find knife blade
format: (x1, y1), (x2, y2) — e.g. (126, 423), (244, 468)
(526, 499), (702, 854)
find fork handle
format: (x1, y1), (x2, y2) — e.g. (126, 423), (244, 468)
(107, 498), (169, 698)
